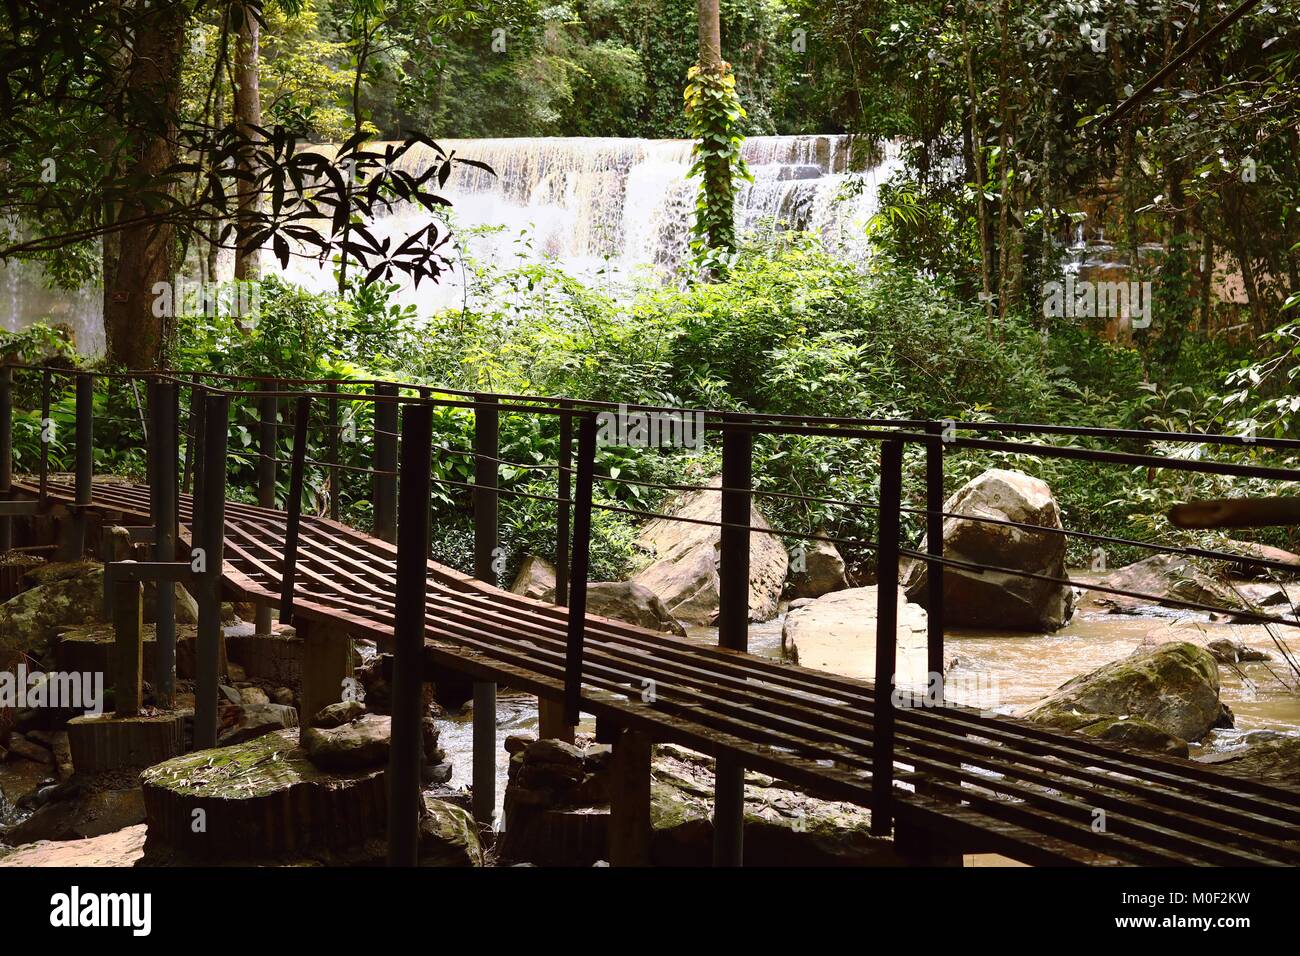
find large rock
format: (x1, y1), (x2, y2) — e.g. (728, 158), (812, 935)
(216, 703), (299, 746)
(1218, 540), (1300, 580)
(632, 476), (788, 624)
(302, 713), (391, 771)
(904, 468), (1073, 631)
(788, 537), (850, 599)
(419, 796), (484, 866)
(511, 555), (557, 603)
(585, 582), (686, 636)
(1196, 732), (1300, 784)
(0, 561), (105, 660)
(1020, 642), (1231, 743)
(781, 587), (932, 686)
(1, 787), (145, 845)
(1081, 554), (1247, 615)
(0, 823), (147, 867)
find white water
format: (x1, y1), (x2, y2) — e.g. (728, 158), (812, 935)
(1, 135), (900, 353)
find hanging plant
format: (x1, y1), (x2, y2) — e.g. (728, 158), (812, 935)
(684, 61), (753, 276)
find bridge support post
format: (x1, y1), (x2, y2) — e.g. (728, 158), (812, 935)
(472, 680), (497, 828)
(151, 380), (179, 708)
(326, 382), (340, 521)
(872, 438), (904, 837)
(608, 726), (652, 866)
(389, 398), (432, 866)
(713, 423), (751, 867)
(38, 370), (50, 506)
(297, 621), (352, 736)
(563, 414), (597, 727)
(0, 362), (12, 553)
(193, 391), (229, 751)
(66, 373), (94, 560)
(472, 393), (499, 582)
(278, 395), (312, 625)
(373, 382), (399, 544)
(925, 424), (945, 682)
(109, 561), (144, 718)
(540, 401), (577, 743)
(256, 394), (278, 635)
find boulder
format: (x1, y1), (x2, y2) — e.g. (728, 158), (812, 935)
(904, 469), (1073, 631)
(302, 713), (391, 772)
(1, 787), (145, 845)
(1030, 711), (1189, 757)
(585, 582), (687, 636)
(0, 823), (146, 867)
(511, 555), (557, 603)
(5, 731), (54, 765)
(1020, 642), (1231, 743)
(1081, 554), (1246, 615)
(781, 587), (932, 686)
(1218, 540), (1300, 580)
(313, 700), (366, 728)
(1195, 732), (1300, 784)
(1205, 639), (1271, 665)
(419, 796), (484, 866)
(0, 561), (105, 660)
(788, 537), (850, 599)
(632, 476), (788, 624)
(216, 703), (299, 747)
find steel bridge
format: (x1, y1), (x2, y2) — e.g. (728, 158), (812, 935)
(1, 364), (1298, 866)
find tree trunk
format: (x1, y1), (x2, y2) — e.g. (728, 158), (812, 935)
(698, 0), (721, 70)
(233, 1), (262, 282)
(103, 0), (185, 370)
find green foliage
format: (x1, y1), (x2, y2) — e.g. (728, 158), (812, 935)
(684, 63), (753, 269)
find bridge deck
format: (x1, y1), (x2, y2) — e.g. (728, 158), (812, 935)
(27, 477), (1300, 866)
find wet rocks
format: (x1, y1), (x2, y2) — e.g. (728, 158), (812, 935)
(1205, 638), (1271, 665)
(302, 713), (391, 772)
(632, 476), (789, 624)
(419, 796), (484, 866)
(0, 561), (106, 660)
(2, 785), (145, 845)
(1196, 731), (1300, 784)
(904, 468), (1073, 631)
(5, 731), (54, 765)
(1081, 554), (1245, 615)
(788, 537), (850, 599)
(216, 703), (299, 747)
(1020, 641), (1232, 744)
(585, 582), (686, 636)
(781, 587), (932, 685)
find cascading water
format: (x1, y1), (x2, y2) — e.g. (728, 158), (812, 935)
(281, 134), (904, 312)
(1, 135), (904, 352)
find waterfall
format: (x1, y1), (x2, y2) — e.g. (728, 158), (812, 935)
(2, 135), (904, 352)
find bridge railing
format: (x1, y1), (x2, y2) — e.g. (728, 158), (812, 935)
(2, 360), (1299, 865)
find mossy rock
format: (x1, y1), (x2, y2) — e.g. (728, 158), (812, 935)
(1055, 713), (1190, 757)
(1197, 733), (1300, 785)
(419, 796), (484, 866)
(141, 728), (386, 862)
(1021, 642), (1230, 743)
(0, 562), (105, 660)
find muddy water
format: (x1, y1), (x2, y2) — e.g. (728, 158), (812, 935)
(432, 604), (1300, 829)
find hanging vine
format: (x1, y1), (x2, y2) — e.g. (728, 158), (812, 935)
(684, 61), (752, 275)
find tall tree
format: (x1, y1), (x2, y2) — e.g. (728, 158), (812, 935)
(232, 0), (262, 281)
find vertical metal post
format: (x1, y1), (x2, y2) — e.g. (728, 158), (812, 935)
(471, 680), (497, 828)
(189, 390), (207, 559)
(872, 438), (904, 836)
(472, 394), (499, 582)
(278, 394), (312, 625)
(389, 399), (432, 866)
(182, 373), (201, 495)
(38, 370), (50, 505)
(562, 414), (597, 727)
(925, 425), (945, 682)
(326, 382), (339, 521)
(0, 363), (12, 553)
(194, 392), (229, 750)
(555, 399), (572, 606)
(372, 383), (399, 543)
(71, 373), (94, 558)
(713, 422), (752, 867)
(256, 394), (278, 635)
(153, 379), (178, 708)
